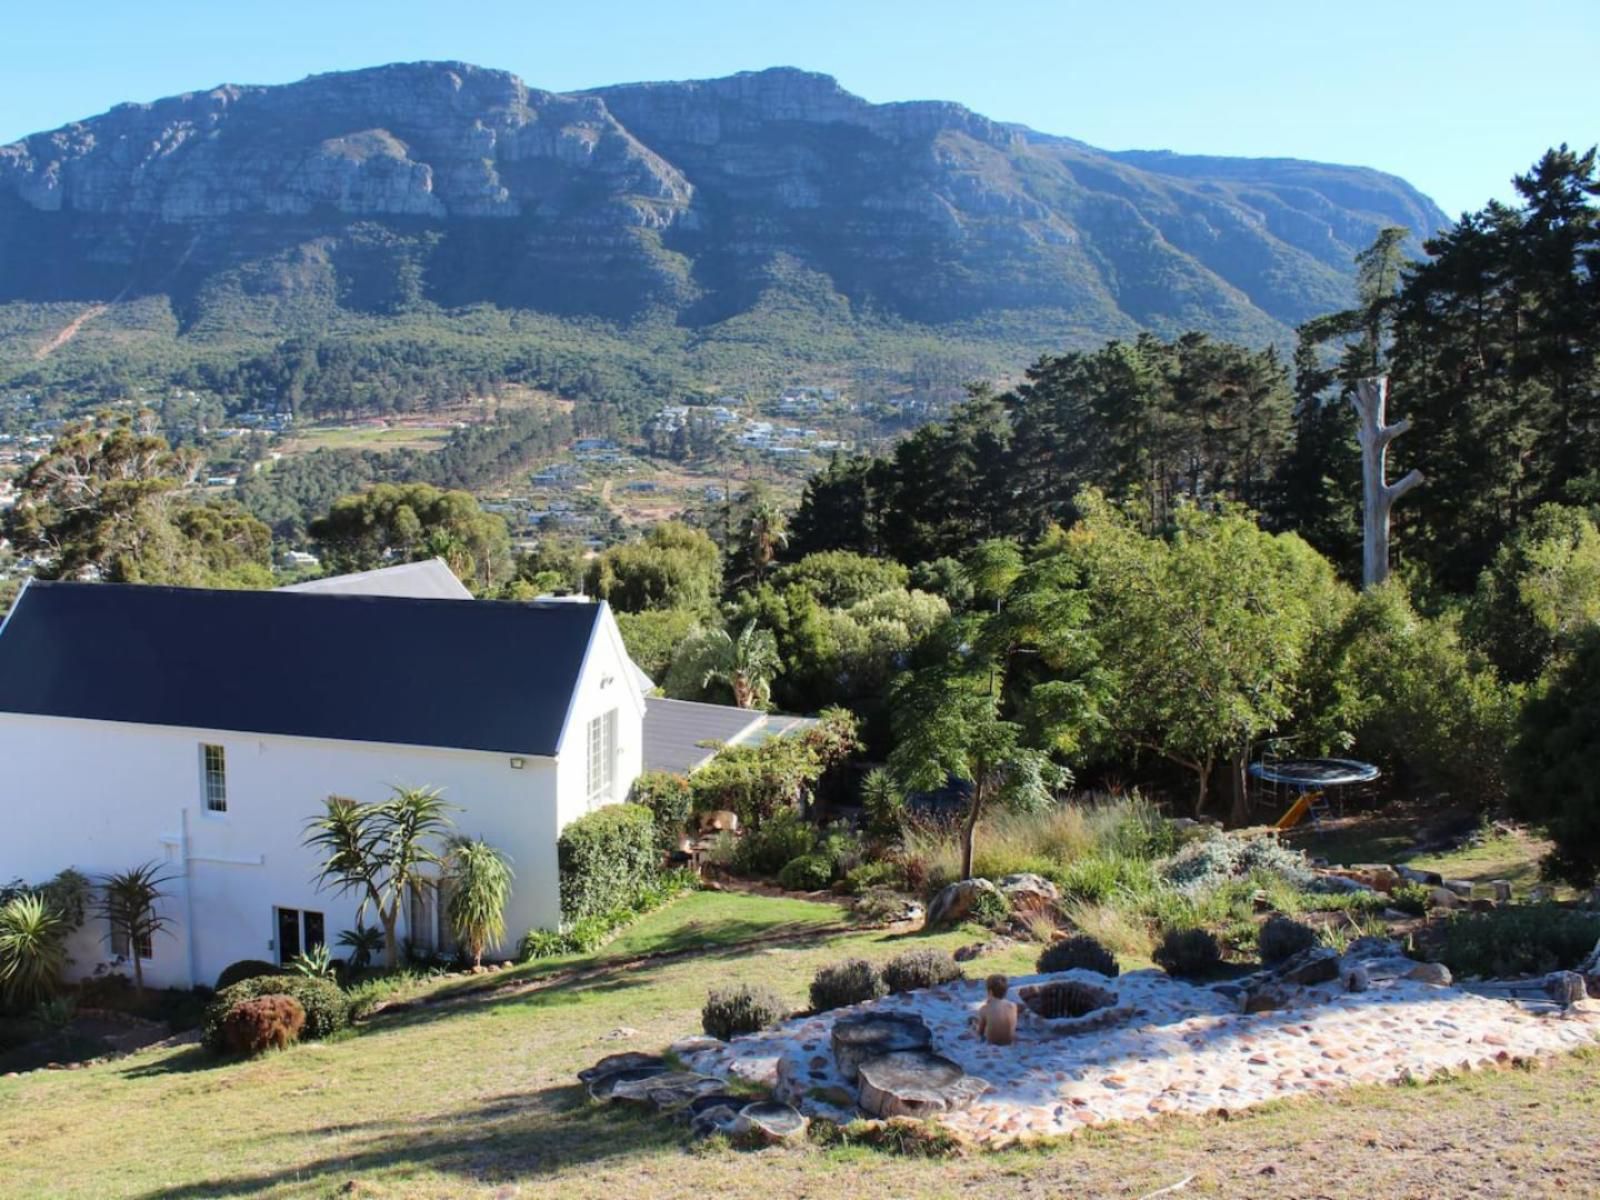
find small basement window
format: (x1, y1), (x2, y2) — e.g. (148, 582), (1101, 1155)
(201, 743), (227, 813)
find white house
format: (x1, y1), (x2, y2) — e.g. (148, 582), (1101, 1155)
(0, 577), (646, 990)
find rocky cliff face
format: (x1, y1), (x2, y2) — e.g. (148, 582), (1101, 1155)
(0, 62), (1447, 341)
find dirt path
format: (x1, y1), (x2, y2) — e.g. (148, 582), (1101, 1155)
(32, 304), (107, 360)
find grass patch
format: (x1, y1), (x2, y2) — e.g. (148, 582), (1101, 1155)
(0, 888), (1594, 1197)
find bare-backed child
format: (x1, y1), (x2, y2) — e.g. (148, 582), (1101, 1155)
(974, 973), (1018, 1046)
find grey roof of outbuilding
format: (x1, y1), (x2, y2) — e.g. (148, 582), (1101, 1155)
(279, 558), (473, 601)
(640, 698), (818, 775)
(0, 580), (600, 756)
(641, 698), (765, 774)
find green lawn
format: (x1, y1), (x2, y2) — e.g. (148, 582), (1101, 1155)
(0, 890), (1594, 1199)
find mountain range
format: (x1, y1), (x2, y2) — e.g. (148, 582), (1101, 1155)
(0, 62), (1448, 390)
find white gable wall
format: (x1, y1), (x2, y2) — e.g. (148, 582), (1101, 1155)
(0, 712), (562, 989)
(554, 603), (648, 832)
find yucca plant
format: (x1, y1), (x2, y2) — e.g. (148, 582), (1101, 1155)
(337, 925), (385, 971)
(0, 893), (69, 1007)
(443, 836), (514, 968)
(305, 786), (455, 970)
(287, 943), (336, 980)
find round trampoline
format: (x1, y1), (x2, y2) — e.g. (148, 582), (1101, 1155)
(1248, 757), (1380, 829)
(1248, 758), (1380, 790)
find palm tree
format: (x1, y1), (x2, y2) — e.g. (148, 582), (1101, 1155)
(739, 492), (789, 584)
(0, 893), (69, 1006)
(304, 785), (455, 970)
(95, 864), (175, 994)
(443, 837), (515, 968)
(701, 620), (783, 709)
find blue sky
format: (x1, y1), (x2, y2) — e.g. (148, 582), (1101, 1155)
(4, 0), (1594, 217)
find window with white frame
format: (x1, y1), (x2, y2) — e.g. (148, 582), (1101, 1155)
(201, 743), (227, 813)
(110, 923), (153, 962)
(586, 708), (618, 807)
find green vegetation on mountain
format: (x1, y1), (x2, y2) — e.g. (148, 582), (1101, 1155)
(0, 62), (1446, 406)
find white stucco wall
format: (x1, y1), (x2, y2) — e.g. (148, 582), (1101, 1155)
(0, 599), (648, 991)
(0, 713), (563, 989)
(554, 604), (648, 830)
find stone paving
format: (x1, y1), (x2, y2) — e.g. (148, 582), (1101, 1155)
(680, 964), (1600, 1146)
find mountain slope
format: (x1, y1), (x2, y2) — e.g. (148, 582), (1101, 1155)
(0, 62), (1447, 383)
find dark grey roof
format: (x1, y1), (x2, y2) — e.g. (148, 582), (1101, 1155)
(280, 558), (473, 601)
(641, 698), (764, 774)
(0, 581), (601, 756)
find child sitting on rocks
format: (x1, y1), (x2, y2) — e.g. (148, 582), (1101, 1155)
(975, 973), (1019, 1046)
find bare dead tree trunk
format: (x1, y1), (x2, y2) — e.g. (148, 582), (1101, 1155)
(1351, 377), (1423, 589)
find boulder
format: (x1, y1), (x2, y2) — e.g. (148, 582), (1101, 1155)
(924, 877), (1003, 929)
(686, 1093), (746, 1138)
(856, 1049), (989, 1119)
(998, 873), (1061, 914)
(1396, 865), (1444, 887)
(1405, 962), (1453, 987)
(1442, 879), (1475, 898)
(587, 1066), (668, 1102)
(733, 1100), (809, 1143)
(608, 1071), (726, 1111)
(831, 1011), (932, 1083)
(1487, 879), (1513, 903)
(1346, 935), (1406, 960)
(577, 1052), (665, 1084)
(1545, 971), (1587, 1008)
(1242, 983), (1292, 1014)
(953, 941), (994, 963)
(1275, 946), (1341, 986)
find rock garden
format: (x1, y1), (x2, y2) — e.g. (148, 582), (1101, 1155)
(581, 931), (1600, 1149)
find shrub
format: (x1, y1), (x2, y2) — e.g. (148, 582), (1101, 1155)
(861, 768), (909, 839)
(337, 926), (385, 970)
(809, 959), (886, 1011)
(843, 860), (906, 895)
(1435, 905), (1600, 979)
(518, 929), (570, 961)
(968, 888), (1011, 928)
(1152, 927), (1222, 978)
(1037, 934), (1120, 977)
(220, 995), (306, 1056)
(202, 975), (349, 1052)
(1160, 832), (1314, 895)
(287, 945), (337, 980)
(853, 887), (910, 924)
(778, 854), (834, 892)
(215, 960), (285, 992)
(702, 983), (788, 1040)
(632, 771), (695, 856)
(1509, 627), (1600, 884)
(1258, 915), (1318, 963)
(881, 948), (963, 994)
(0, 893), (69, 1007)
(733, 809), (817, 878)
(1391, 882), (1431, 917)
(557, 803), (658, 923)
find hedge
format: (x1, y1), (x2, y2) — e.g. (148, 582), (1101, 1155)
(631, 771), (694, 856)
(201, 975), (349, 1053)
(557, 803), (658, 924)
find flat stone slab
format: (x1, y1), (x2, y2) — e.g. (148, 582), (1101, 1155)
(830, 1010), (932, 1082)
(856, 1048), (989, 1118)
(680, 967), (1600, 1147)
